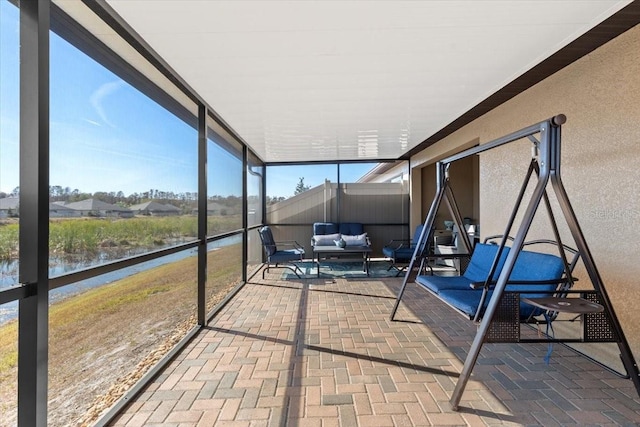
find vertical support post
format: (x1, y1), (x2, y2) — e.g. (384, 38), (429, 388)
(323, 180), (328, 223)
(197, 105), (207, 325)
(406, 159), (412, 237)
(261, 160), (267, 228)
(242, 145), (248, 283)
(336, 164), (341, 224)
(444, 185), (472, 254)
(450, 120), (554, 410)
(390, 161), (448, 320)
(18, 1), (50, 425)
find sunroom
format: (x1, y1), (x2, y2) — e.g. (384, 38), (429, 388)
(2, 1), (640, 426)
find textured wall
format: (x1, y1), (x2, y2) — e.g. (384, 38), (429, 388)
(420, 156), (479, 228)
(411, 24), (640, 364)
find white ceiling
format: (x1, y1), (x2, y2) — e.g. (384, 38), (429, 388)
(105, 0), (631, 163)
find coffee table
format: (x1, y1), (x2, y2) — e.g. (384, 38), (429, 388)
(312, 245), (372, 277)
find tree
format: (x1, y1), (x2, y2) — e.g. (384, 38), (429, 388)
(266, 195), (285, 205)
(294, 177), (310, 195)
(50, 185), (65, 200)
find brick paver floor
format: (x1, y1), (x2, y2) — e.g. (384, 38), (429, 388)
(111, 269), (640, 426)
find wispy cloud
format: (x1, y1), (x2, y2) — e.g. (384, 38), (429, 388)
(82, 118), (101, 127)
(89, 80), (125, 128)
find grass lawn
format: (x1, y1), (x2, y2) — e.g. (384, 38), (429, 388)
(0, 244), (243, 426)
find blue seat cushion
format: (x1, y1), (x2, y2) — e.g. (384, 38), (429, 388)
(382, 245), (415, 261)
(313, 222), (339, 235)
(270, 249), (304, 263)
(508, 250), (565, 297)
(412, 225), (424, 243)
(416, 274), (472, 294)
(259, 226), (277, 256)
(437, 250), (565, 319)
(414, 243), (511, 296)
(437, 289), (484, 318)
(382, 225), (423, 261)
(462, 243), (510, 283)
(438, 289), (544, 319)
(339, 223), (364, 235)
(382, 245), (395, 258)
(313, 222), (364, 237)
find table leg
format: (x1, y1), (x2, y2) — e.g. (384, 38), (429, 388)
(363, 252), (369, 276)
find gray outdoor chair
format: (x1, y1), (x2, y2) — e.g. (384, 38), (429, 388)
(258, 226), (305, 279)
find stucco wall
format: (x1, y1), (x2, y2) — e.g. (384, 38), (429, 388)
(411, 24), (640, 364)
(420, 156), (479, 228)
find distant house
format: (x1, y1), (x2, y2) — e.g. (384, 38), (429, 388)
(129, 201), (181, 216)
(0, 197), (19, 218)
(0, 198), (82, 218)
(49, 202), (80, 218)
(64, 198), (134, 218)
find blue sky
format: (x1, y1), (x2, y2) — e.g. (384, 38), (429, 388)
(1, 1), (199, 197)
(0, 1), (374, 200)
(266, 163), (376, 198)
(0, 0), (19, 195)
(48, 30), (200, 197)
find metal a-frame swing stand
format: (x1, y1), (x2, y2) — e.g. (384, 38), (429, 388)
(390, 114), (640, 410)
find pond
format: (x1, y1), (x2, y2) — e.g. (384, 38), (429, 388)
(0, 236), (240, 325)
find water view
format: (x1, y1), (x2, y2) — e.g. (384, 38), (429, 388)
(0, 234), (240, 325)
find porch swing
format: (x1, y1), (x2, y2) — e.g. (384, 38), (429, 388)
(389, 114), (640, 410)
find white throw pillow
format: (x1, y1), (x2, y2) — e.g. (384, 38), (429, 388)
(312, 233), (342, 246)
(342, 233), (368, 246)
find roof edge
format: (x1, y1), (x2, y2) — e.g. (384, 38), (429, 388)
(402, 2), (640, 160)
